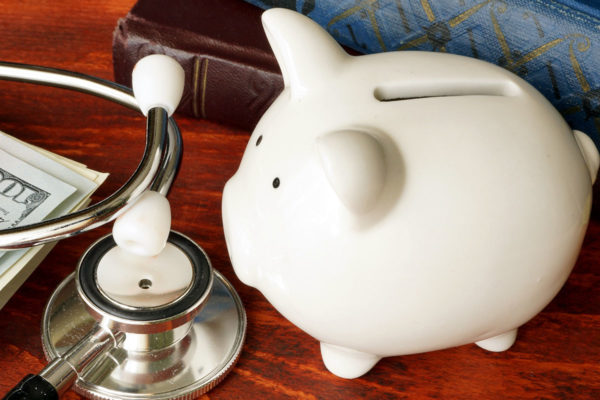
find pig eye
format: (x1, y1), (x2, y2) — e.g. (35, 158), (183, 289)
(256, 135), (263, 146)
(272, 177), (280, 188)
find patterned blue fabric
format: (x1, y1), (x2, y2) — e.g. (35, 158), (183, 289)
(560, 0), (600, 19)
(247, 0), (600, 145)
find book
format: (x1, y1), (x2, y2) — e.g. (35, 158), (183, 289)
(245, 0), (600, 145)
(112, 0), (284, 131)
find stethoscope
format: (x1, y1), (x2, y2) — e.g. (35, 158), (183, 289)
(0, 55), (246, 399)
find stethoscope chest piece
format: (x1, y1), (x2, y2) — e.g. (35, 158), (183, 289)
(41, 231), (246, 399)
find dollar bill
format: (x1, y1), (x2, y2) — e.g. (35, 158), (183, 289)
(0, 167), (50, 227)
(0, 133), (108, 216)
(0, 134), (99, 219)
(0, 149), (76, 230)
(0, 131), (108, 309)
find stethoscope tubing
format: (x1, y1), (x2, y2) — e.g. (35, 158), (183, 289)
(0, 61), (182, 249)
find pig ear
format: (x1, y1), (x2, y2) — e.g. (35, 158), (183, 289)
(262, 8), (347, 99)
(317, 130), (387, 214)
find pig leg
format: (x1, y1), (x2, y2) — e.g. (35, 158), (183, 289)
(475, 328), (518, 352)
(320, 342), (381, 379)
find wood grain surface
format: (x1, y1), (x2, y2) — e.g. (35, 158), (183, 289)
(0, 1), (598, 399)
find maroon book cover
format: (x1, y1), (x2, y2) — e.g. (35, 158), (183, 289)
(113, 0), (284, 131)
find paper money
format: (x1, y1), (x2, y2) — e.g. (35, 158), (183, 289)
(0, 149), (76, 230)
(0, 134), (100, 219)
(0, 130), (108, 309)
(0, 146), (77, 273)
(0, 167), (50, 227)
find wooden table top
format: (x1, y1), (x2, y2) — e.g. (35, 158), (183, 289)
(0, 1), (598, 399)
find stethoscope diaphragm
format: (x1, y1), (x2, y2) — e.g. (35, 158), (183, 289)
(41, 231), (246, 399)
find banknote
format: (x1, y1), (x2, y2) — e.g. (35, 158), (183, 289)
(0, 167), (50, 228)
(0, 133), (107, 272)
(0, 131), (108, 309)
(0, 148), (76, 230)
(0, 134), (100, 219)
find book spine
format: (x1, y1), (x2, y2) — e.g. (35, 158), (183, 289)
(113, 16), (284, 131)
(246, 0), (600, 144)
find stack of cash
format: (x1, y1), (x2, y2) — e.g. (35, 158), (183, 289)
(0, 131), (107, 309)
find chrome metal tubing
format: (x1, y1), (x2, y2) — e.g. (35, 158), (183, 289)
(149, 108), (182, 196)
(39, 324), (125, 396)
(0, 61), (182, 249)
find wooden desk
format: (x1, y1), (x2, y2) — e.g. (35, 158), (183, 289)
(0, 1), (598, 398)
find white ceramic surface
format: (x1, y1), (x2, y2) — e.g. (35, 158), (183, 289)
(222, 8), (599, 379)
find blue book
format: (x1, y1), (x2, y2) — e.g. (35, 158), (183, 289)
(246, 0), (600, 145)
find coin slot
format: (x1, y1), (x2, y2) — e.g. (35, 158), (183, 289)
(373, 80), (520, 102)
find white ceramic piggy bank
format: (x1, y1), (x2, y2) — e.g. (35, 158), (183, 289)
(222, 8), (599, 379)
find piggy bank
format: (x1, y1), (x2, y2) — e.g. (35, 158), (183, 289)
(222, 8), (599, 379)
